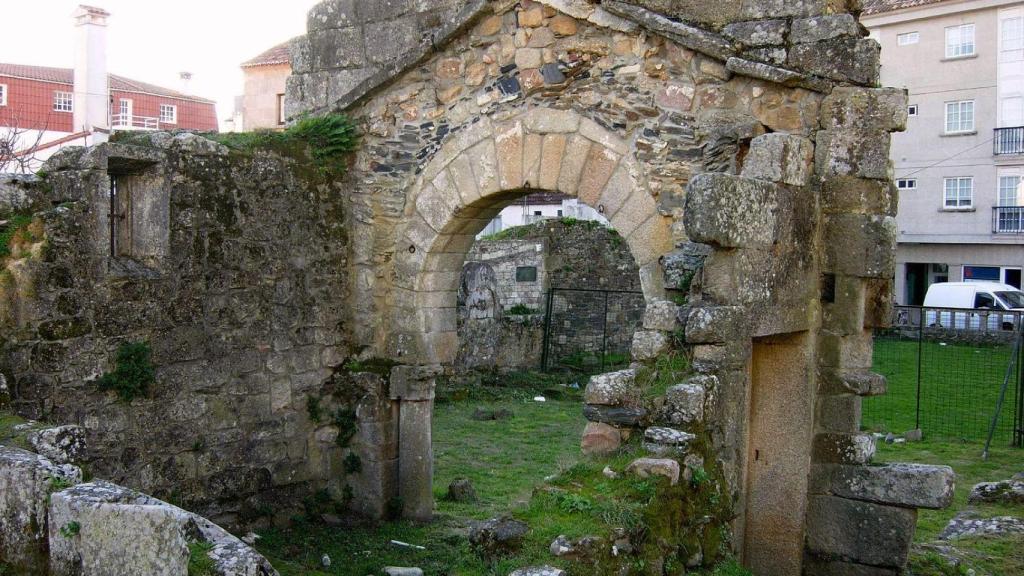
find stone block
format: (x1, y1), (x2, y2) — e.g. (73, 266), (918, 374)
(631, 330), (669, 361)
(810, 463), (956, 509)
(684, 306), (747, 344)
(802, 556), (898, 576)
(364, 16), (422, 65)
(791, 14), (861, 44)
(819, 368), (886, 397)
(581, 422), (622, 456)
(813, 432), (876, 465)
(741, 133), (814, 186)
(692, 343), (749, 373)
(662, 243), (712, 292)
(584, 369), (637, 406)
(864, 278), (895, 329)
(723, 19), (788, 47)
(626, 457), (680, 485)
(510, 567), (567, 576)
(307, 0), (357, 31)
(821, 87), (909, 133)
(0, 447), (81, 572)
(815, 129), (893, 180)
(817, 394), (861, 433)
(821, 176), (897, 217)
(684, 174), (780, 249)
(642, 299), (680, 331)
(309, 27), (366, 70)
(824, 214), (897, 279)
(805, 495), (917, 568)
(49, 481), (191, 576)
(789, 37), (880, 85)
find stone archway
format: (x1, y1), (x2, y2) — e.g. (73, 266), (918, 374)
(386, 108), (674, 519)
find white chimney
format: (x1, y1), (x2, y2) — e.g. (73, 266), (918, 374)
(72, 5), (110, 137)
(179, 71), (193, 95)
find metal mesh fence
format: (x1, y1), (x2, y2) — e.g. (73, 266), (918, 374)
(541, 288), (645, 374)
(863, 306), (1024, 446)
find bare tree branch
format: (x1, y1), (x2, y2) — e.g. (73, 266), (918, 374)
(0, 112), (54, 174)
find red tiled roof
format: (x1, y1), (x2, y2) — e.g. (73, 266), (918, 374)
(0, 63), (216, 104)
(862, 0), (950, 16)
(241, 40), (294, 68)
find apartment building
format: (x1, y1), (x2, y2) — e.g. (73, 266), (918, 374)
(236, 40), (293, 132)
(864, 0), (1024, 304)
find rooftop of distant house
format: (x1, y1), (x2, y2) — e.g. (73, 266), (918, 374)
(0, 62), (216, 104)
(241, 40), (294, 69)
(862, 0), (950, 16)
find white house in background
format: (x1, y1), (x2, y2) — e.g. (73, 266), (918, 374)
(863, 0), (1024, 305)
(477, 192), (610, 237)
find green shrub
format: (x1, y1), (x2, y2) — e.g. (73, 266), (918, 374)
(507, 304), (538, 315)
(343, 452), (362, 474)
(96, 342), (155, 402)
(208, 114), (358, 177)
(306, 396), (323, 424)
(58, 521), (80, 538)
(332, 408), (358, 448)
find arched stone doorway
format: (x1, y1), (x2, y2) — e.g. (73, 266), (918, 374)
(386, 108), (673, 519)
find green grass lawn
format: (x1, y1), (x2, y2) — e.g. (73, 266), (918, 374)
(875, 439), (1024, 575)
(864, 338), (1021, 444)
(257, 388), (590, 575)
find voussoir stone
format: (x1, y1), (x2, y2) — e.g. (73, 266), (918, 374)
(584, 369), (637, 405)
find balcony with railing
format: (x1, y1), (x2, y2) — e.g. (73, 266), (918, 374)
(993, 206), (1024, 233)
(111, 113), (160, 131)
(994, 126), (1024, 155)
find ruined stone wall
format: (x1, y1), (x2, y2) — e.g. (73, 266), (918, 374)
(467, 238), (548, 311)
(0, 135), (371, 527)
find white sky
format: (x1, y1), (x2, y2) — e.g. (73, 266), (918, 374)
(1, 1), (320, 128)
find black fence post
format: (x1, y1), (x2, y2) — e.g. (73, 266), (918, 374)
(540, 289), (555, 373)
(1018, 316), (1024, 448)
(916, 307), (924, 431)
(601, 292), (609, 372)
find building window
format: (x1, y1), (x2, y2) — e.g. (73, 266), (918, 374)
(119, 99), (132, 116)
(0, 84), (7, 106)
(897, 178), (917, 191)
(908, 104), (919, 117)
(516, 266), (538, 283)
(1003, 17), (1024, 60)
(945, 100), (975, 133)
(276, 94), (286, 125)
(53, 91), (73, 112)
(944, 176), (973, 209)
(898, 31), (919, 46)
(964, 266), (1001, 283)
(1000, 175), (1022, 206)
(159, 104), (177, 124)
(945, 23), (976, 58)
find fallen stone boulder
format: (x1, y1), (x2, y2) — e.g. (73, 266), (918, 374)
(470, 516), (529, 558)
(940, 512), (1024, 540)
(626, 458), (681, 486)
(509, 567), (566, 576)
(447, 477), (477, 502)
(968, 480), (1024, 505)
(48, 480), (278, 576)
(584, 369), (637, 406)
(384, 568), (424, 576)
(549, 534), (603, 561)
(581, 422), (622, 456)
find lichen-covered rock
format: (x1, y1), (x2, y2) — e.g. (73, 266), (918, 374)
(584, 369), (637, 406)
(663, 379), (708, 425)
(824, 214), (898, 279)
(509, 566), (567, 576)
(968, 480), (1024, 505)
(642, 300), (680, 332)
(791, 14), (862, 44)
(27, 425), (86, 466)
(813, 432), (876, 465)
(626, 457), (680, 485)
(631, 330), (669, 361)
(939, 512), (1024, 540)
(643, 426), (696, 456)
(0, 447), (81, 572)
(684, 306), (748, 344)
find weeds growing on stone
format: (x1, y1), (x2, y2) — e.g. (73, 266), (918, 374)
(206, 114), (358, 177)
(0, 214), (34, 260)
(187, 541), (217, 576)
(96, 341), (156, 402)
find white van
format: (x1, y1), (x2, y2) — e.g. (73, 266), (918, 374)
(922, 282), (1024, 330)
